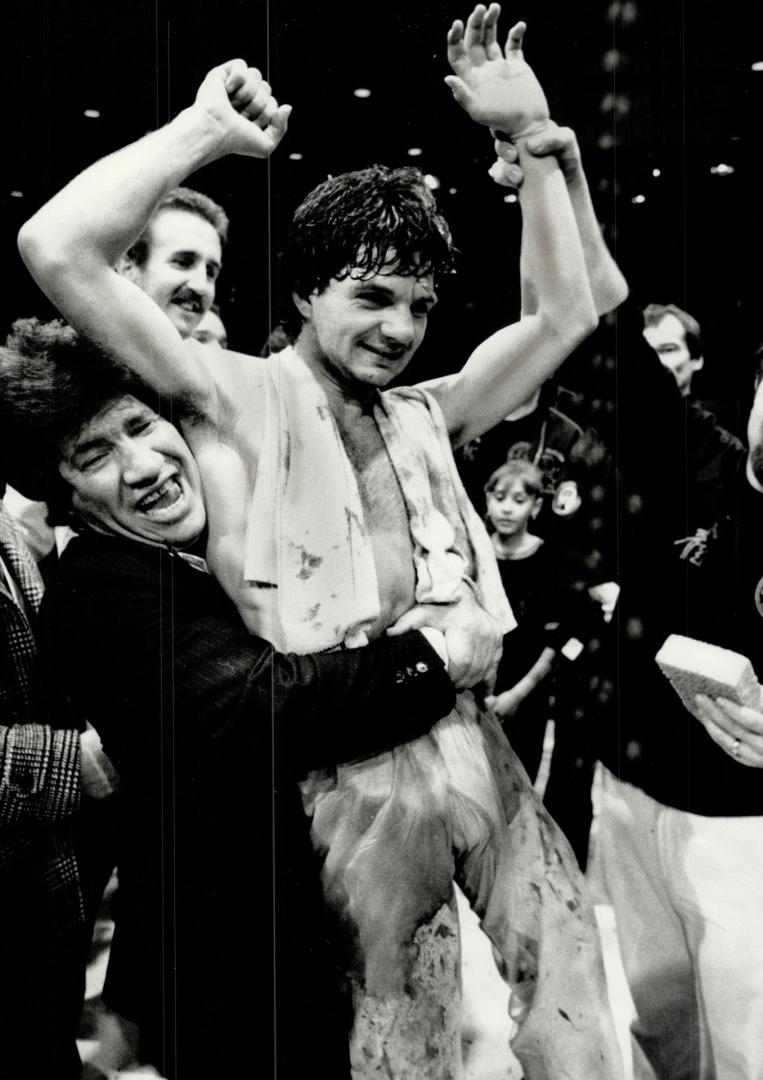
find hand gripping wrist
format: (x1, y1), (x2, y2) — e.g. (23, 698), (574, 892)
(496, 118), (555, 146)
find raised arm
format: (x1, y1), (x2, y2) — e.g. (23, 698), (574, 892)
(491, 123), (629, 317)
(426, 6), (597, 447)
(18, 61), (289, 404)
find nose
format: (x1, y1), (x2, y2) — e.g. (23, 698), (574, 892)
(380, 305), (415, 348)
(120, 439), (164, 487)
(186, 263), (214, 304)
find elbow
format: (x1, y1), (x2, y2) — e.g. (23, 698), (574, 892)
(17, 219), (41, 269)
(18, 216), (96, 298)
(609, 272), (630, 312)
(594, 267), (630, 317)
(17, 217), (64, 281)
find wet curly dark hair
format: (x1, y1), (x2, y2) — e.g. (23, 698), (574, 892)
(0, 317), (161, 522)
(279, 164), (455, 338)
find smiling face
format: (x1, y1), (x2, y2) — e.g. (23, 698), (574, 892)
(486, 478), (541, 541)
(123, 209), (222, 338)
(58, 395), (206, 546)
(295, 265), (437, 391)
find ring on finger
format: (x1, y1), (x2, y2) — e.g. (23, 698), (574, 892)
(731, 737), (742, 758)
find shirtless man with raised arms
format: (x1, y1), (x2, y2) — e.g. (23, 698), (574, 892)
(19, 8), (624, 1078)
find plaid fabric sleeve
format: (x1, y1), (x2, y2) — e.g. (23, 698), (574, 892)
(0, 723), (81, 829)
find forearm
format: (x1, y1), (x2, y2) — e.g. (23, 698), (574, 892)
(171, 627), (455, 771)
(566, 170), (628, 316)
(19, 105), (224, 275)
(491, 645), (555, 716)
(431, 148), (600, 445)
(519, 646), (555, 694)
(517, 144), (597, 344)
(273, 633), (456, 772)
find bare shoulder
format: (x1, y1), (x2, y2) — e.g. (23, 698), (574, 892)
(408, 373), (467, 443)
(414, 373), (458, 406)
(181, 342), (264, 417)
(183, 345), (269, 462)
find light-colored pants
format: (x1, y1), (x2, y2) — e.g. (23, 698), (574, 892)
(306, 696), (623, 1080)
(592, 767), (763, 1080)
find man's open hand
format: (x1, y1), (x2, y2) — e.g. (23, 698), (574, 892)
(195, 59), (291, 159)
(446, 4), (549, 138)
(386, 584), (503, 690)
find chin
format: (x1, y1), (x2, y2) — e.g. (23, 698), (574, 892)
(360, 363), (399, 388)
(170, 309), (200, 339)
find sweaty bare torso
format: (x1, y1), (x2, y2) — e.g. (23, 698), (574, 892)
(180, 348), (416, 642)
(332, 408), (416, 639)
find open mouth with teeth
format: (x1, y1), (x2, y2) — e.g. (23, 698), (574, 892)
(136, 476), (185, 518)
(172, 295), (203, 315)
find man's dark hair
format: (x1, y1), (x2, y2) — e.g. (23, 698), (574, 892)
(126, 186), (230, 267)
(280, 165), (455, 338)
(643, 302), (703, 361)
(0, 317), (160, 522)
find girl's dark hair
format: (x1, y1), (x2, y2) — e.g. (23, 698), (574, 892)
(280, 165), (455, 337)
(0, 317), (160, 522)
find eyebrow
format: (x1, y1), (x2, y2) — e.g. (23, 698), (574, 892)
(67, 436), (108, 465)
(352, 282), (438, 306)
(173, 249), (221, 273)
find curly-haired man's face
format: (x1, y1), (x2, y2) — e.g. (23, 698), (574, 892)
(58, 395), (206, 547)
(296, 265), (437, 391)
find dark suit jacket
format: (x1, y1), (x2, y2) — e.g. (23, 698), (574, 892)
(0, 503), (85, 1080)
(37, 529), (455, 1079)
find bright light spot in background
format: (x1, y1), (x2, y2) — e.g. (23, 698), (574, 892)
(407, 147), (423, 157)
(288, 152), (304, 161)
(751, 61), (763, 72)
(710, 163), (735, 176)
(83, 109), (101, 119)
(448, 187), (458, 195)
(353, 88), (372, 98)
(652, 168), (661, 177)
(631, 194), (646, 204)
(423, 174), (440, 191)
(504, 193), (518, 204)
(10, 190), (24, 198)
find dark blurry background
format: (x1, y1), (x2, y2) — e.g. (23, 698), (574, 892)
(2, 0), (762, 410)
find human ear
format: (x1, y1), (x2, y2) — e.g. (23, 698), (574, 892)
(117, 253), (138, 282)
(292, 291), (313, 321)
